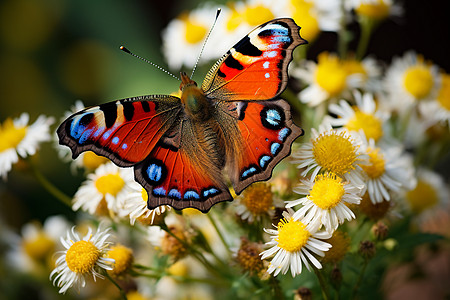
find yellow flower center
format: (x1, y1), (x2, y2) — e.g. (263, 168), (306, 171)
(242, 183), (273, 216)
(0, 118), (27, 152)
(95, 173), (125, 196)
(23, 232), (55, 261)
(403, 64), (434, 99)
(355, 0), (390, 20)
(312, 131), (359, 175)
(291, 1), (320, 41)
(343, 58), (367, 79)
(243, 5), (274, 27)
(308, 173), (345, 209)
(322, 230), (350, 264)
(66, 240), (100, 273)
(225, 7), (242, 32)
(360, 147), (385, 179)
(82, 151), (109, 170)
(168, 260), (189, 277)
(346, 110), (383, 141)
(406, 180), (438, 214)
(438, 74), (450, 111)
(141, 188), (148, 202)
(126, 291), (151, 300)
(315, 52), (347, 96)
(107, 244), (133, 275)
(276, 218), (311, 252)
(183, 17), (207, 44)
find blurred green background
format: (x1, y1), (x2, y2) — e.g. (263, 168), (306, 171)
(1, 0), (449, 229)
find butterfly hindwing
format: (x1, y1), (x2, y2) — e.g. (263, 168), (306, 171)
(201, 18), (307, 101)
(57, 96), (181, 167)
(134, 119), (232, 212)
(218, 99), (303, 194)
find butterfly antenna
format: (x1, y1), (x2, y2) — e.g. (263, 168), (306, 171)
(119, 46), (180, 81)
(190, 8), (222, 78)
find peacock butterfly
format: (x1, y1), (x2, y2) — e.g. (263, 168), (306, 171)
(58, 18), (307, 212)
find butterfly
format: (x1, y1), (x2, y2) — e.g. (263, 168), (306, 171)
(58, 18), (307, 212)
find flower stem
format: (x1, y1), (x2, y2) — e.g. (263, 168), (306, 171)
(352, 258), (369, 299)
(105, 271), (128, 300)
(315, 268), (331, 300)
(29, 161), (72, 207)
(356, 17), (375, 60)
(207, 212), (230, 254)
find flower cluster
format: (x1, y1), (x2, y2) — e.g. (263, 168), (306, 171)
(1, 0), (449, 299)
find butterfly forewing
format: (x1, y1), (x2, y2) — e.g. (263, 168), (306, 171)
(57, 96), (182, 167)
(201, 18), (306, 101)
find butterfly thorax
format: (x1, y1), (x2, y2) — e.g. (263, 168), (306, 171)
(180, 72), (211, 121)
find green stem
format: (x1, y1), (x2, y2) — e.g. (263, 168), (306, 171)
(29, 161), (72, 207)
(315, 268), (330, 300)
(352, 259), (369, 299)
(338, 0), (349, 58)
(269, 277), (285, 300)
(104, 272), (127, 300)
(207, 212), (230, 254)
(356, 17), (374, 60)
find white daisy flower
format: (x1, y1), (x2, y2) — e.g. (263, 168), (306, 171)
(343, 56), (383, 93)
(359, 136), (415, 204)
(121, 181), (169, 225)
(162, 5), (230, 70)
(72, 162), (135, 215)
(404, 168), (449, 215)
(382, 51), (442, 112)
(293, 52), (363, 107)
(260, 209), (332, 277)
(288, 173), (362, 232)
(326, 90), (389, 142)
(50, 225), (114, 294)
(0, 113), (54, 179)
(418, 73), (450, 128)
(292, 124), (367, 187)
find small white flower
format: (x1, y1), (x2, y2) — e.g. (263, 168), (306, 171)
(260, 209), (332, 277)
(293, 124), (367, 187)
(0, 113), (54, 179)
(382, 51), (441, 112)
(288, 173), (362, 232)
(50, 225), (115, 294)
(359, 136), (415, 204)
(418, 73), (450, 128)
(72, 162), (135, 215)
(326, 91), (389, 142)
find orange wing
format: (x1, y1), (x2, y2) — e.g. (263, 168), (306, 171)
(201, 18), (307, 101)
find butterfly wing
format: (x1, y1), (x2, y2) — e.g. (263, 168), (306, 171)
(134, 118), (232, 212)
(57, 95), (182, 167)
(201, 18), (307, 101)
(215, 99), (303, 194)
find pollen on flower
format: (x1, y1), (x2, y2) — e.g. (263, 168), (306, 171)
(95, 173), (125, 196)
(308, 173), (345, 210)
(346, 110), (383, 141)
(355, 0), (390, 20)
(313, 131), (358, 175)
(406, 180), (438, 214)
(315, 52), (347, 96)
(242, 183), (273, 216)
(321, 230), (350, 264)
(243, 4), (274, 26)
(182, 17), (207, 44)
(65, 240), (100, 274)
(107, 244), (133, 276)
(236, 237), (265, 275)
(0, 118), (27, 152)
(403, 64), (434, 99)
(276, 218), (310, 252)
(360, 147), (385, 179)
(82, 151), (109, 170)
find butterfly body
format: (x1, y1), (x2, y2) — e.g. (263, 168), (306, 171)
(58, 18), (307, 212)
